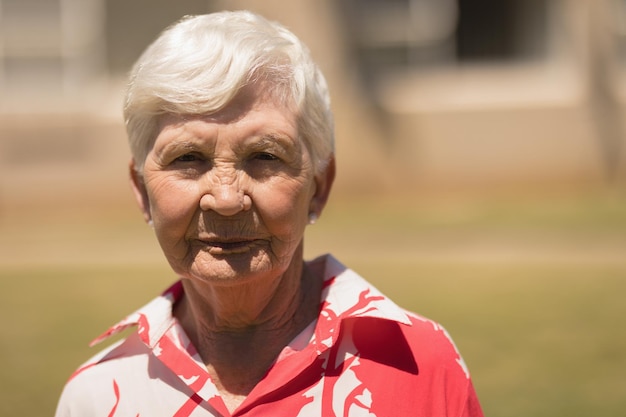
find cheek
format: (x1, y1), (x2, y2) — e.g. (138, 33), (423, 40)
(148, 179), (200, 227)
(254, 180), (313, 233)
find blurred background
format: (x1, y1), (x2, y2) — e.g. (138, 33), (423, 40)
(1, 0), (625, 416)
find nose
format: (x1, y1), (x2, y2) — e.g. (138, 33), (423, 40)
(199, 178), (251, 216)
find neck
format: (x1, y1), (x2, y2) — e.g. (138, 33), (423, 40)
(173, 251), (322, 409)
(178, 255), (315, 332)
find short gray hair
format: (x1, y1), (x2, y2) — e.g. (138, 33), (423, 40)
(124, 10), (334, 174)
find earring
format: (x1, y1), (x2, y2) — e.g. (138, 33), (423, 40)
(308, 213), (318, 225)
(147, 219), (154, 228)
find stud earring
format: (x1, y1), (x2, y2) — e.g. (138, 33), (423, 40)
(308, 213), (318, 225)
(147, 219), (154, 228)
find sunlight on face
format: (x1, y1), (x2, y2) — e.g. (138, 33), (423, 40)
(140, 84), (319, 286)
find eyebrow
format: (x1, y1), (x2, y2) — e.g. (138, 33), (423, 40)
(155, 132), (299, 159)
(155, 140), (200, 159)
(247, 133), (298, 151)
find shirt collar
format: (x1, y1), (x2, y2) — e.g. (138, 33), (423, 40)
(309, 254), (413, 353)
(317, 254), (412, 325)
(90, 281), (183, 347)
(91, 254), (412, 348)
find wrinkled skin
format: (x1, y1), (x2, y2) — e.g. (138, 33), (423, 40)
(129, 83), (335, 324)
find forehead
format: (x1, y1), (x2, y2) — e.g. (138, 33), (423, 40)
(157, 82), (298, 134)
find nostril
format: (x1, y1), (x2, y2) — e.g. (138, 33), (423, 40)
(199, 193), (216, 212)
(199, 188), (250, 216)
(242, 194), (252, 211)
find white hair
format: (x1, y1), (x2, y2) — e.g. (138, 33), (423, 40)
(124, 10), (334, 175)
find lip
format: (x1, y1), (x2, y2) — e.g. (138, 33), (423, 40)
(195, 238), (266, 255)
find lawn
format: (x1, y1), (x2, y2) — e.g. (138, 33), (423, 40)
(1, 192), (625, 416)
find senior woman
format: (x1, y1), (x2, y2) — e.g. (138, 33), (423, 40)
(56, 10), (483, 417)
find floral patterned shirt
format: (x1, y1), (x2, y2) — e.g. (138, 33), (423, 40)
(55, 254), (483, 417)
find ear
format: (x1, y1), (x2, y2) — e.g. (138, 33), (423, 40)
(309, 155), (336, 220)
(129, 159), (152, 224)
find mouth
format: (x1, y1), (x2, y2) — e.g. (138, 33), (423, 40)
(196, 238), (265, 255)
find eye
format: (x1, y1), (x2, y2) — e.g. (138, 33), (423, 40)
(253, 152), (279, 161)
(175, 153), (202, 163)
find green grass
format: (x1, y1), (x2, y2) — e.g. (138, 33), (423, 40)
(359, 262), (626, 417)
(1, 192), (626, 416)
(0, 266), (171, 416)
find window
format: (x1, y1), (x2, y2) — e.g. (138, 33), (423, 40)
(456, 0), (548, 62)
(0, 0), (64, 94)
(337, 0), (550, 80)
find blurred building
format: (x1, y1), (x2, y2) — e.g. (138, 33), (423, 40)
(336, 0), (626, 194)
(1, 0), (625, 207)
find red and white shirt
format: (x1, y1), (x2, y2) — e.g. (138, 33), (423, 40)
(55, 254), (483, 417)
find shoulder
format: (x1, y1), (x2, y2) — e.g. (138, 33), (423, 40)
(405, 312), (470, 377)
(316, 255), (469, 372)
(336, 315), (480, 416)
(347, 313), (469, 377)
(55, 332), (149, 416)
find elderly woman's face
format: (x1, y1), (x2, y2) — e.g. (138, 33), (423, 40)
(132, 84), (331, 285)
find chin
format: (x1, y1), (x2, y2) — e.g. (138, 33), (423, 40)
(182, 252), (280, 286)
